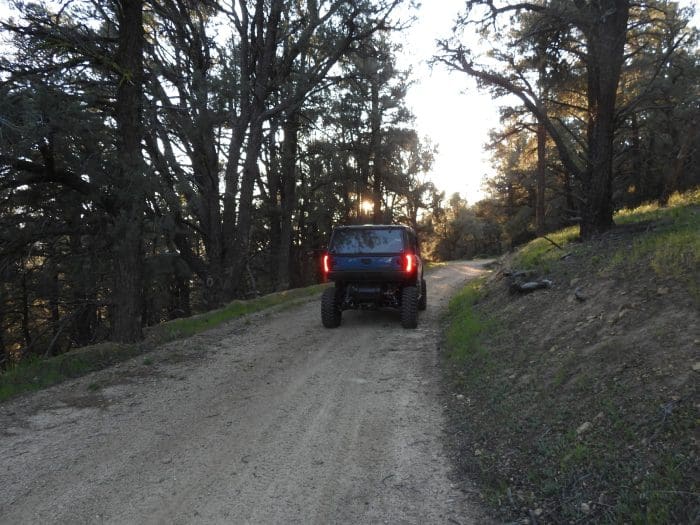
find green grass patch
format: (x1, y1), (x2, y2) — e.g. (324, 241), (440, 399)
(150, 284), (327, 342)
(1, 283), (328, 403)
(610, 196), (700, 299)
(0, 342), (139, 402)
(511, 188), (699, 276)
(615, 188), (700, 225)
(512, 226), (579, 271)
(445, 277), (492, 364)
(425, 261), (448, 270)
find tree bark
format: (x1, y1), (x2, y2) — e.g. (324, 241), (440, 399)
(277, 111), (300, 291)
(47, 254), (60, 356)
(370, 77), (383, 223)
(229, 120), (265, 296)
(0, 282), (5, 367)
(536, 119), (546, 235)
(21, 272), (31, 352)
(110, 0), (145, 343)
(535, 50), (547, 236)
(579, 0), (629, 238)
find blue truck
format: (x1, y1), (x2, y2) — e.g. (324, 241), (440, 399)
(321, 224), (426, 328)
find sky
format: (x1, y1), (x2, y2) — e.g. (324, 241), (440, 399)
(395, 1), (501, 205)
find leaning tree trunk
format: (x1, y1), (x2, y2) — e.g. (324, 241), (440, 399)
(579, 0), (630, 239)
(111, 0), (145, 343)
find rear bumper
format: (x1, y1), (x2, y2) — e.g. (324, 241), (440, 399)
(328, 270), (417, 284)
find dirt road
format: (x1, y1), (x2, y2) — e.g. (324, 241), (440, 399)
(0, 262), (490, 524)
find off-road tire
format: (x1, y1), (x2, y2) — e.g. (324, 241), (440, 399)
(400, 286), (418, 329)
(321, 287), (342, 328)
(418, 278), (427, 311)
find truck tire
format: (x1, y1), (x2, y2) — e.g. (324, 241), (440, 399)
(321, 287), (342, 328)
(418, 278), (427, 311)
(400, 286), (418, 329)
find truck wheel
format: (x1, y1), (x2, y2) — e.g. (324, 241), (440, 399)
(400, 286), (418, 329)
(321, 287), (342, 328)
(418, 279), (427, 311)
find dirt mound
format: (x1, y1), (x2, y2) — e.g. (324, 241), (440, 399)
(442, 214), (699, 523)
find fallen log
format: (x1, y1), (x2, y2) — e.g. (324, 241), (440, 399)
(509, 279), (553, 294)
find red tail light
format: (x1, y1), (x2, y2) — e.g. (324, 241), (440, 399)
(404, 254), (414, 273)
(323, 254), (331, 274)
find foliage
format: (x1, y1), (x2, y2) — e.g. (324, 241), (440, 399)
(421, 193), (503, 261)
(438, 0), (700, 240)
(0, 0), (433, 366)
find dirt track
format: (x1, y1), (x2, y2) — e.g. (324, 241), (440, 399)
(0, 261), (491, 524)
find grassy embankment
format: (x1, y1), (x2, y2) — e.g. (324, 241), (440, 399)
(0, 284), (327, 402)
(444, 190), (699, 523)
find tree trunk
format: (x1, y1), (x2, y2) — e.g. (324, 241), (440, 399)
(47, 256), (60, 356)
(536, 119), (546, 236)
(0, 283), (5, 368)
(111, 0), (145, 343)
(68, 213), (97, 347)
(21, 271), (31, 352)
(277, 111), (300, 291)
(536, 51), (547, 236)
(223, 0), (283, 298)
(630, 112), (643, 198)
(265, 117), (282, 291)
(370, 78), (383, 223)
(579, 0), (630, 239)
(228, 121), (265, 297)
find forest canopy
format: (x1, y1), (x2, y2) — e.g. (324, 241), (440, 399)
(1, 0), (698, 364)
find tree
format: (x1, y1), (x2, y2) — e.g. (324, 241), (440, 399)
(111, 0), (146, 342)
(0, 0), (425, 361)
(1, 1), (148, 342)
(438, 0), (632, 238)
(441, 1), (699, 237)
(420, 192), (502, 261)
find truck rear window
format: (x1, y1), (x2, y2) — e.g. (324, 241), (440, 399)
(330, 229), (404, 254)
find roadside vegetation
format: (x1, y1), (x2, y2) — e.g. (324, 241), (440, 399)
(0, 285), (326, 402)
(443, 191), (699, 523)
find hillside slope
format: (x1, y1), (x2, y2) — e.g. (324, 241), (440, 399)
(442, 191), (699, 523)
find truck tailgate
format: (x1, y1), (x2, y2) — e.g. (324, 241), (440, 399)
(329, 254), (403, 280)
